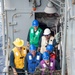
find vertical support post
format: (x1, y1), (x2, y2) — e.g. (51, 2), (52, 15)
(5, 11), (9, 75)
(61, 0), (67, 75)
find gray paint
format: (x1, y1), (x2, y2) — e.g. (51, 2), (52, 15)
(66, 0), (75, 75)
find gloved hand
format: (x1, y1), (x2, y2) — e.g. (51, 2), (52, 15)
(13, 71), (18, 75)
(12, 68), (18, 75)
(25, 70), (28, 75)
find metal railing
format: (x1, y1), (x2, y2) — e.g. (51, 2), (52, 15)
(0, 68), (65, 75)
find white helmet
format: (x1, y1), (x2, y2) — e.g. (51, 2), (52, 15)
(43, 28), (51, 35)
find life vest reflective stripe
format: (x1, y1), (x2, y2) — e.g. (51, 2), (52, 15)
(12, 46), (27, 69)
(40, 36), (54, 53)
(30, 27), (42, 47)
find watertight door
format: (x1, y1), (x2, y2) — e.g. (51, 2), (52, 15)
(13, 14), (33, 46)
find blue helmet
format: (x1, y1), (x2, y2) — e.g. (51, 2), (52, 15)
(29, 44), (36, 51)
(46, 44), (54, 52)
(32, 20), (39, 26)
(43, 52), (50, 60)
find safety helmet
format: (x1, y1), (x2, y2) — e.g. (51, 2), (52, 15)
(13, 38), (24, 47)
(46, 44), (54, 52)
(43, 52), (50, 60)
(29, 44), (36, 51)
(43, 28), (51, 35)
(32, 20), (39, 26)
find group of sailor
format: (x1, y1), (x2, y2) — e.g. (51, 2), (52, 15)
(10, 19), (60, 75)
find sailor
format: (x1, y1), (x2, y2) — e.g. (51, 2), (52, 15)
(24, 44), (42, 74)
(37, 51), (55, 75)
(46, 44), (60, 70)
(27, 19), (43, 50)
(39, 28), (57, 53)
(10, 38), (26, 75)
(46, 44), (56, 59)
